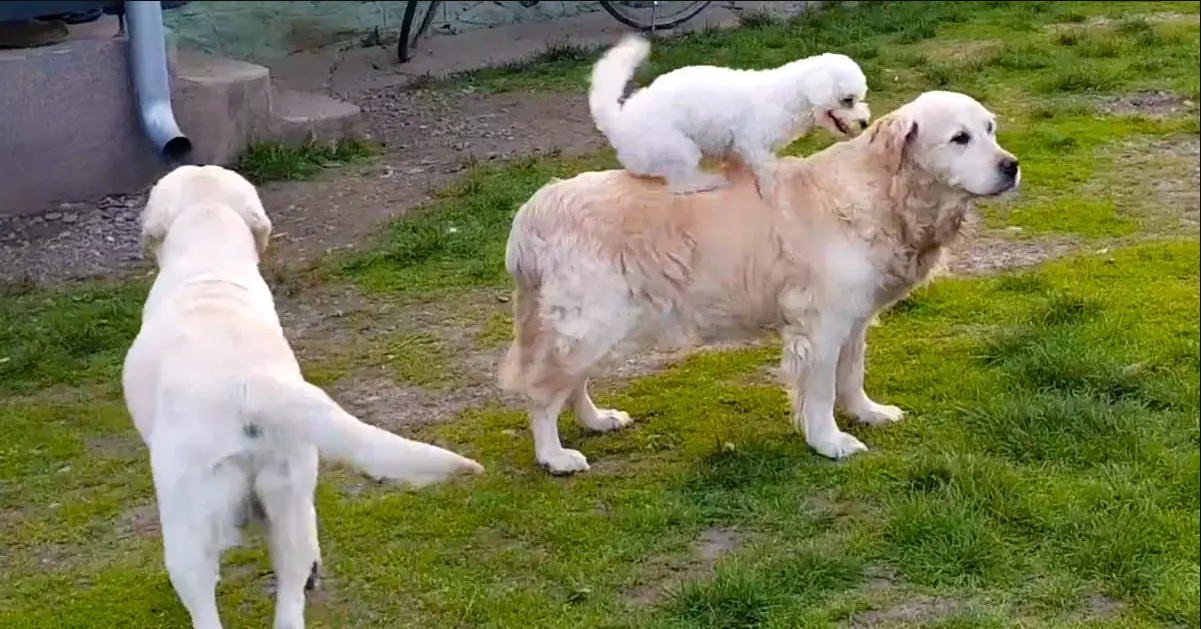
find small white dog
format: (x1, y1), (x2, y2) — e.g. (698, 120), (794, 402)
(588, 34), (872, 197)
(122, 165), (484, 629)
(501, 91), (1020, 474)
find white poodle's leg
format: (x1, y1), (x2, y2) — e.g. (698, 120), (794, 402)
(617, 129), (726, 194)
(531, 387), (592, 474)
(781, 319), (868, 460)
(836, 319), (904, 426)
(256, 451), (322, 629)
(571, 379), (634, 432)
(733, 140), (777, 197)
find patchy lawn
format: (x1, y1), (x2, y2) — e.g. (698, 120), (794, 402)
(1, 2), (1198, 628)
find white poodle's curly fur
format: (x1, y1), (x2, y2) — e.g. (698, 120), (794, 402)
(588, 34), (873, 197)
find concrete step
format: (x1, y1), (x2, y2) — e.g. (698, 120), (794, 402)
(173, 49), (271, 166)
(266, 86), (363, 147)
(171, 50), (362, 166)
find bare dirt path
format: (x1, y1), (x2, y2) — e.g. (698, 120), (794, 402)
(0, 87), (601, 285)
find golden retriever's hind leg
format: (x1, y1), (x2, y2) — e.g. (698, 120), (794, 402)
(836, 319), (904, 426)
(570, 379), (633, 433)
(781, 325), (868, 460)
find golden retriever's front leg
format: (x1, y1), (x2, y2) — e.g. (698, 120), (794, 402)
(781, 325), (869, 460)
(836, 319), (904, 426)
(530, 388), (592, 475)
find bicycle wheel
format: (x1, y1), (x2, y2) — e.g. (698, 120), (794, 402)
(598, 1), (712, 31)
(398, 1), (442, 63)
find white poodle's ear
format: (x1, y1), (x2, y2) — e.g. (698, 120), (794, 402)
(869, 112), (918, 174)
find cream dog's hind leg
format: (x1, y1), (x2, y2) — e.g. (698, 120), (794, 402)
(155, 451), (250, 629)
(256, 450), (322, 629)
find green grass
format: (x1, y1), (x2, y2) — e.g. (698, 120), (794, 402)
(2, 1), (1198, 628)
(3, 242), (1197, 628)
(233, 138), (378, 184)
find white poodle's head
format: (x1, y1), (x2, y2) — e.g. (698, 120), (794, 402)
(141, 164), (272, 262)
(868, 90), (1020, 198)
(803, 53), (872, 139)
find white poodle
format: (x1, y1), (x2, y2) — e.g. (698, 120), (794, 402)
(588, 34), (872, 196)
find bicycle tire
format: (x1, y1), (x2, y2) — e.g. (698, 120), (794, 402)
(597, 1), (712, 31)
(398, 1), (442, 63)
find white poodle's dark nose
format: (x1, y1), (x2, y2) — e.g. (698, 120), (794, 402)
(857, 120), (868, 130)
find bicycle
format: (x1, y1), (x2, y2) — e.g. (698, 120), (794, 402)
(398, 1), (713, 63)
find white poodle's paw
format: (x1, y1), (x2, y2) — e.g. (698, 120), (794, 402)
(852, 401), (904, 426)
(537, 448), (591, 475)
(579, 408), (634, 433)
(668, 172), (728, 194)
(808, 431), (869, 460)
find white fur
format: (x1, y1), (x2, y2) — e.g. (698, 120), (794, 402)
(500, 91), (1020, 474)
(122, 165), (484, 629)
(588, 34), (873, 197)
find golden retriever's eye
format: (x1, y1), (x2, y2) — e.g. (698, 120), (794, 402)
(840, 97), (855, 108)
(987, 121), (995, 134)
(951, 131), (971, 145)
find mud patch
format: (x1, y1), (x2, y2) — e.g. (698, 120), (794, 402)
(846, 594), (963, 627)
(948, 235), (1079, 275)
(330, 371), (491, 429)
(622, 526), (746, 607)
(1093, 91), (1195, 118)
(114, 503), (161, 540)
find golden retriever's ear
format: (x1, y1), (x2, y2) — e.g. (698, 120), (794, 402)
(869, 113), (919, 174)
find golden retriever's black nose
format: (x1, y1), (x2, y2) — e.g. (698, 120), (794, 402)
(999, 157), (1019, 178)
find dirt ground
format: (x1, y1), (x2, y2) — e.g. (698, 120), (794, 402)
(0, 87), (603, 285)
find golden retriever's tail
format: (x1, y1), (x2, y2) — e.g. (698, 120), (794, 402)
(248, 377), (484, 486)
(497, 285), (538, 395)
(588, 34), (650, 137)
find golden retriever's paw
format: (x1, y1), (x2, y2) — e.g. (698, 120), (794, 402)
(809, 431), (869, 460)
(852, 401), (904, 426)
(538, 448), (591, 475)
(579, 409), (634, 433)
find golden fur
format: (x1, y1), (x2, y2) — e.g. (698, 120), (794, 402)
(498, 90), (1021, 474)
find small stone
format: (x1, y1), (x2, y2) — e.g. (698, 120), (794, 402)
(62, 213), (78, 224)
(44, 212), (62, 221)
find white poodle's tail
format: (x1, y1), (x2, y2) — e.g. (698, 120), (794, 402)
(248, 376), (484, 486)
(588, 34), (651, 137)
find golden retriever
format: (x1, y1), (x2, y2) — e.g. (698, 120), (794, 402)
(498, 90), (1020, 474)
(122, 165), (483, 629)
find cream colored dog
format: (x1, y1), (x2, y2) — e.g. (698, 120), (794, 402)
(500, 91), (1020, 474)
(122, 165), (484, 629)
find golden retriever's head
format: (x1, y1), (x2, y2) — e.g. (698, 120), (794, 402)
(868, 90), (1020, 198)
(140, 165), (272, 262)
(804, 53), (872, 139)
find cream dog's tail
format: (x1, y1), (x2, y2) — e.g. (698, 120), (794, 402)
(588, 34), (651, 137)
(248, 376), (483, 486)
